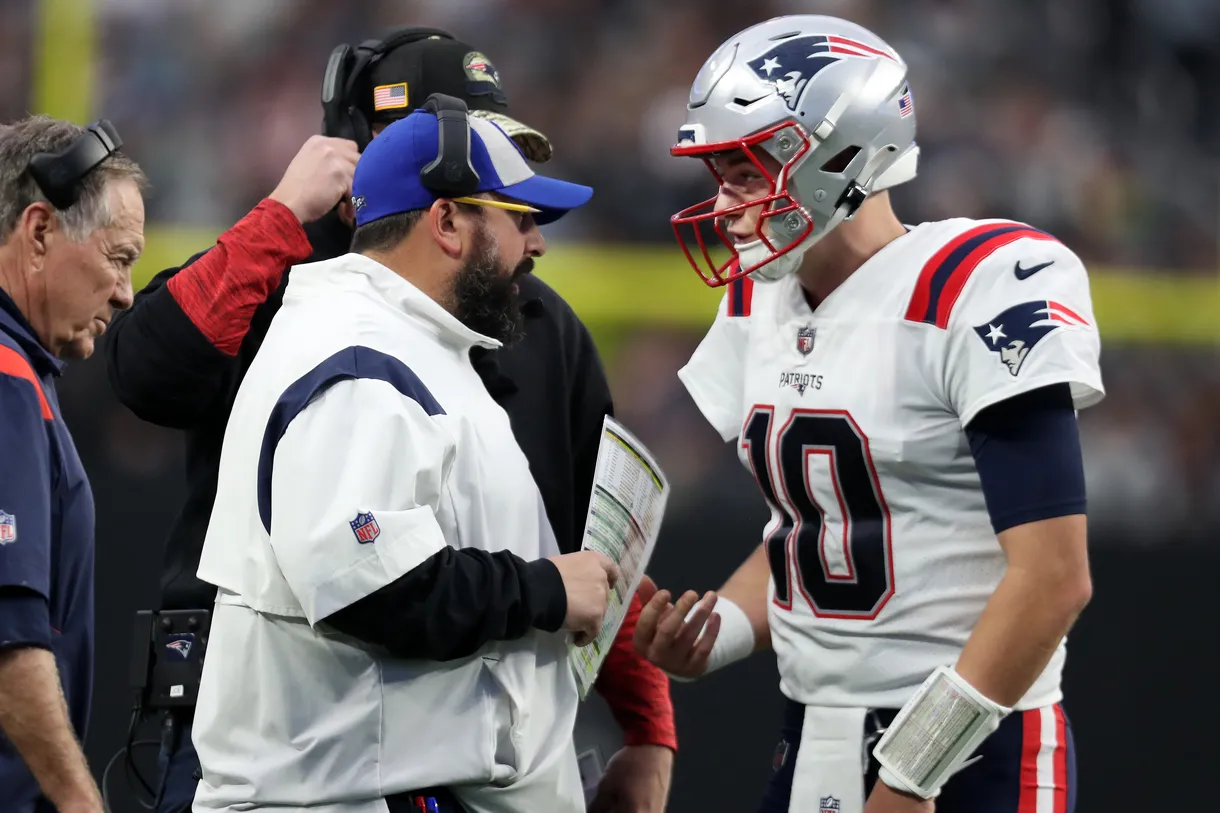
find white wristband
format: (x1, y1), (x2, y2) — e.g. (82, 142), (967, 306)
(873, 666), (1011, 799)
(666, 595), (755, 682)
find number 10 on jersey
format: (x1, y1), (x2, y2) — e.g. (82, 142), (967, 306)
(742, 406), (896, 619)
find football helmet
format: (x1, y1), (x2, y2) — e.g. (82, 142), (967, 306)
(671, 15), (919, 286)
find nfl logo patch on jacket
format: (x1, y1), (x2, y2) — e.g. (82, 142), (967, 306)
(349, 511), (380, 544)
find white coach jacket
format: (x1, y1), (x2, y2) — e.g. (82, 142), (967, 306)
(191, 253), (582, 813)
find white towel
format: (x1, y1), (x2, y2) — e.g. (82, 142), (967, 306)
(788, 706), (868, 813)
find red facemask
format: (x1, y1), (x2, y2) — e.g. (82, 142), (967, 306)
(670, 120), (815, 287)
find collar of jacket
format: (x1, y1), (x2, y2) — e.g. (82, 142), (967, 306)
(292, 252), (503, 352)
(0, 286), (66, 376)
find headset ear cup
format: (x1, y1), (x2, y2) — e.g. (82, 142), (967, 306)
(321, 44), (355, 140)
(419, 93), (480, 198)
(322, 28), (458, 149)
(27, 120), (123, 210)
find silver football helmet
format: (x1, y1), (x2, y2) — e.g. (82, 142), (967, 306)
(671, 15), (919, 286)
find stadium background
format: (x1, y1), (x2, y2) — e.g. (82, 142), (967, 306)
(3, 0), (1218, 810)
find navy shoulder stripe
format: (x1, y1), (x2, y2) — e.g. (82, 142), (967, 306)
(256, 346), (444, 534)
(904, 222), (1058, 328)
(726, 275), (754, 317)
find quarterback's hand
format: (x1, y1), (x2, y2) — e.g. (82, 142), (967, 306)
(269, 135), (359, 224)
(864, 780), (935, 813)
(588, 744), (673, 813)
(633, 575), (719, 680)
(549, 551), (619, 646)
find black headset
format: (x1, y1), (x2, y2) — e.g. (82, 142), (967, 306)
(418, 92), (480, 199)
(26, 119), (124, 210)
(321, 26), (455, 151)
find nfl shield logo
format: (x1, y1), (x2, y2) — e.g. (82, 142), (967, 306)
(0, 511), (15, 545)
(349, 511), (380, 544)
(797, 326), (816, 355)
(820, 796), (841, 813)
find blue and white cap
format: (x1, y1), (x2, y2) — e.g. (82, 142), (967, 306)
(352, 109), (593, 227)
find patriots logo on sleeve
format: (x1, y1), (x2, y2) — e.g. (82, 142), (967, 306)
(973, 300), (1090, 376)
(747, 35), (896, 111)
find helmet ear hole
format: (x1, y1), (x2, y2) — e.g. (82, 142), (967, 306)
(820, 145), (861, 173)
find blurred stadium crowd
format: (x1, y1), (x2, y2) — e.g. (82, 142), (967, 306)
(2, 0), (1219, 546)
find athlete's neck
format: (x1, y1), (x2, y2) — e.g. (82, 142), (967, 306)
(795, 192), (907, 303)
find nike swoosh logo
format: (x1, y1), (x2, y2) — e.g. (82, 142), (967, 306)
(1014, 260), (1054, 280)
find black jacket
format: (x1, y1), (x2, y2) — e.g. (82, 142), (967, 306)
(105, 207), (613, 659)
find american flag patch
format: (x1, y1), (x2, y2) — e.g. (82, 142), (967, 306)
(898, 84), (913, 118)
(373, 83), (408, 111)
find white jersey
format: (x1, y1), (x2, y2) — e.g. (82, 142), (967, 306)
(192, 254), (582, 813)
(679, 218), (1104, 712)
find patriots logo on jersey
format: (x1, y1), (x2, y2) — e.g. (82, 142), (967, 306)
(747, 35), (896, 111)
(349, 511), (381, 544)
(974, 300), (1090, 376)
(778, 370), (823, 394)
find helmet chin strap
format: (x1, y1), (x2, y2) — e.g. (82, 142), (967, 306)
(874, 144), (919, 192)
(740, 200), (857, 283)
(737, 239), (799, 282)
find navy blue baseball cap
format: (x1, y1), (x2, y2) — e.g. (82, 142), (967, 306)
(351, 108), (593, 227)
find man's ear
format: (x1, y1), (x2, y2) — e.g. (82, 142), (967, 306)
(337, 198), (355, 228)
(21, 202), (56, 270)
(428, 199), (465, 260)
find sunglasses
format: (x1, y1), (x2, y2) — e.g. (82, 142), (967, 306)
(452, 196), (539, 215)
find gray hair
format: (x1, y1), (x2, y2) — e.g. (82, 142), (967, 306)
(0, 115), (148, 243)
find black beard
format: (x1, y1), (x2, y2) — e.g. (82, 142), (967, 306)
(452, 228), (533, 345)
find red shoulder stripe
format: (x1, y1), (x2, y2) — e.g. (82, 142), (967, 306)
(0, 345), (53, 420)
(904, 222), (1059, 329)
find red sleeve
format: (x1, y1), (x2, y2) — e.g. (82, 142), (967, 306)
(595, 592), (677, 750)
(166, 198), (312, 356)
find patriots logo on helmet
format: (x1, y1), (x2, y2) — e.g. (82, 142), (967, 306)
(974, 300), (1090, 376)
(747, 35), (896, 111)
(350, 511), (381, 544)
